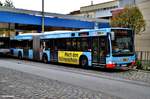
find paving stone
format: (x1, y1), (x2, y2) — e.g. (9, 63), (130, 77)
(0, 67), (120, 99)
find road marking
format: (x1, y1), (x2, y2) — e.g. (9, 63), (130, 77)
(1, 95), (15, 98)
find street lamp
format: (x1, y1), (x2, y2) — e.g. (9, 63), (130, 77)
(42, 0), (44, 32)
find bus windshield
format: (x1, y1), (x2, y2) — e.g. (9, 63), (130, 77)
(111, 29), (134, 56)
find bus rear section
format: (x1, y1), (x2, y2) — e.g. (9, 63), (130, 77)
(0, 37), (10, 56)
(10, 33), (41, 60)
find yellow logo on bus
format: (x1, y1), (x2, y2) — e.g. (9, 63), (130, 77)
(58, 51), (83, 65)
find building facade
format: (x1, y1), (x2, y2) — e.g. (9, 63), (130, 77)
(135, 0), (150, 51)
(70, 0), (135, 19)
(70, 0), (150, 52)
(80, 0), (119, 19)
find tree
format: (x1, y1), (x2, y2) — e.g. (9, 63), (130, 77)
(0, 1), (3, 6)
(4, 0), (15, 8)
(111, 6), (146, 34)
(0, 0), (15, 36)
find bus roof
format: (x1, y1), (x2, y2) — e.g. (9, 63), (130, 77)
(111, 27), (132, 30)
(41, 29), (107, 39)
(41, 28), (132, 39)
(11, 33), (41, 40)
(98, 27), (132, 32)
(11, 28), (132, 40)
(18, 33), (41, 36)
(44, 30), (73, 35)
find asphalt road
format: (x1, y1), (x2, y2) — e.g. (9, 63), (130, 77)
(0, 58), (150, 99)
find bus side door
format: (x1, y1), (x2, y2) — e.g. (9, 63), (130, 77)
(92, 37), (100, 63)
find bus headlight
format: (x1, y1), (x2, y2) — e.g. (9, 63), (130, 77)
(131, 61), (136, 66)
(106, 61), (116, 69)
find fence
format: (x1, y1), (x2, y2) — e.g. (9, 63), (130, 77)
(136, 51), (150, 70)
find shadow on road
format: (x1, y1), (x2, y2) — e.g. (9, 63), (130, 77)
(54, 63), (130, 73)
(0, 56), (130, 73)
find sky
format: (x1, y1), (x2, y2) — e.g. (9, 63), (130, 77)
(1, 0), (112, 14)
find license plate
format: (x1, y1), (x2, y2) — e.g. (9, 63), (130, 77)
(123, 58), (128, 62)
(122, 64), (127, 67)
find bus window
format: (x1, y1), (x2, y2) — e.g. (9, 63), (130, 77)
(80, 37), (89, 51)
(77, 38), (81, 51)
(29, 40), (33, 49)
(65, 39), (70, 50)
(48, 39), (54, 49)
(72, 38), (77, 51)
(57, 39), (66, 50)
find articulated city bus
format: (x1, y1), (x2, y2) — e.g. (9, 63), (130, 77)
(10, 28), (136, 69)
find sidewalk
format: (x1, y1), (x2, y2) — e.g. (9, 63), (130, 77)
(104, 70), (150, 84)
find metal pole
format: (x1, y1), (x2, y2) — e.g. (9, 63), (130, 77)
(42, 0), (44, 32)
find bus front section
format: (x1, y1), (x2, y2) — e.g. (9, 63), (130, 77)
(106, 28), (136, 69)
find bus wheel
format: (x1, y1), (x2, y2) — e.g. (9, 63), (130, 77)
(80, 56), (88, 69)
(18, 52), (22, 60)
(43, 55), (48, 63)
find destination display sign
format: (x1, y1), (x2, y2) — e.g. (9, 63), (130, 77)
(112, 29), (130, 36)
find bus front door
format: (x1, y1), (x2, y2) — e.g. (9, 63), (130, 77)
(92, 37), (100, 64)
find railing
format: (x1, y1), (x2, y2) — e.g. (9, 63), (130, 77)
(136, 51), (150, 70)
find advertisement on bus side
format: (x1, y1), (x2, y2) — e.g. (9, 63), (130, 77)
(58, 51), (83, 64)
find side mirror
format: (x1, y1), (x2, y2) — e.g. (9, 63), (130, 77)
(111, 32), (115, 41)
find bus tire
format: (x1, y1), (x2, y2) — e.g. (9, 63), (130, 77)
(80, 56), (88, 69)
(43, 54), (48, 64)
(18, 51), (22, 60)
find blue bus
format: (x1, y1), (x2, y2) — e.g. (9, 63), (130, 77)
(10, 28), (136, 69)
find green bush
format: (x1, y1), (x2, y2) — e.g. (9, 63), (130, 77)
(136, 60), (142, 69)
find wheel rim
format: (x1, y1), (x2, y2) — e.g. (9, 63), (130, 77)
(81, 59), (87, 66)
(43, 56), (47, 63)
